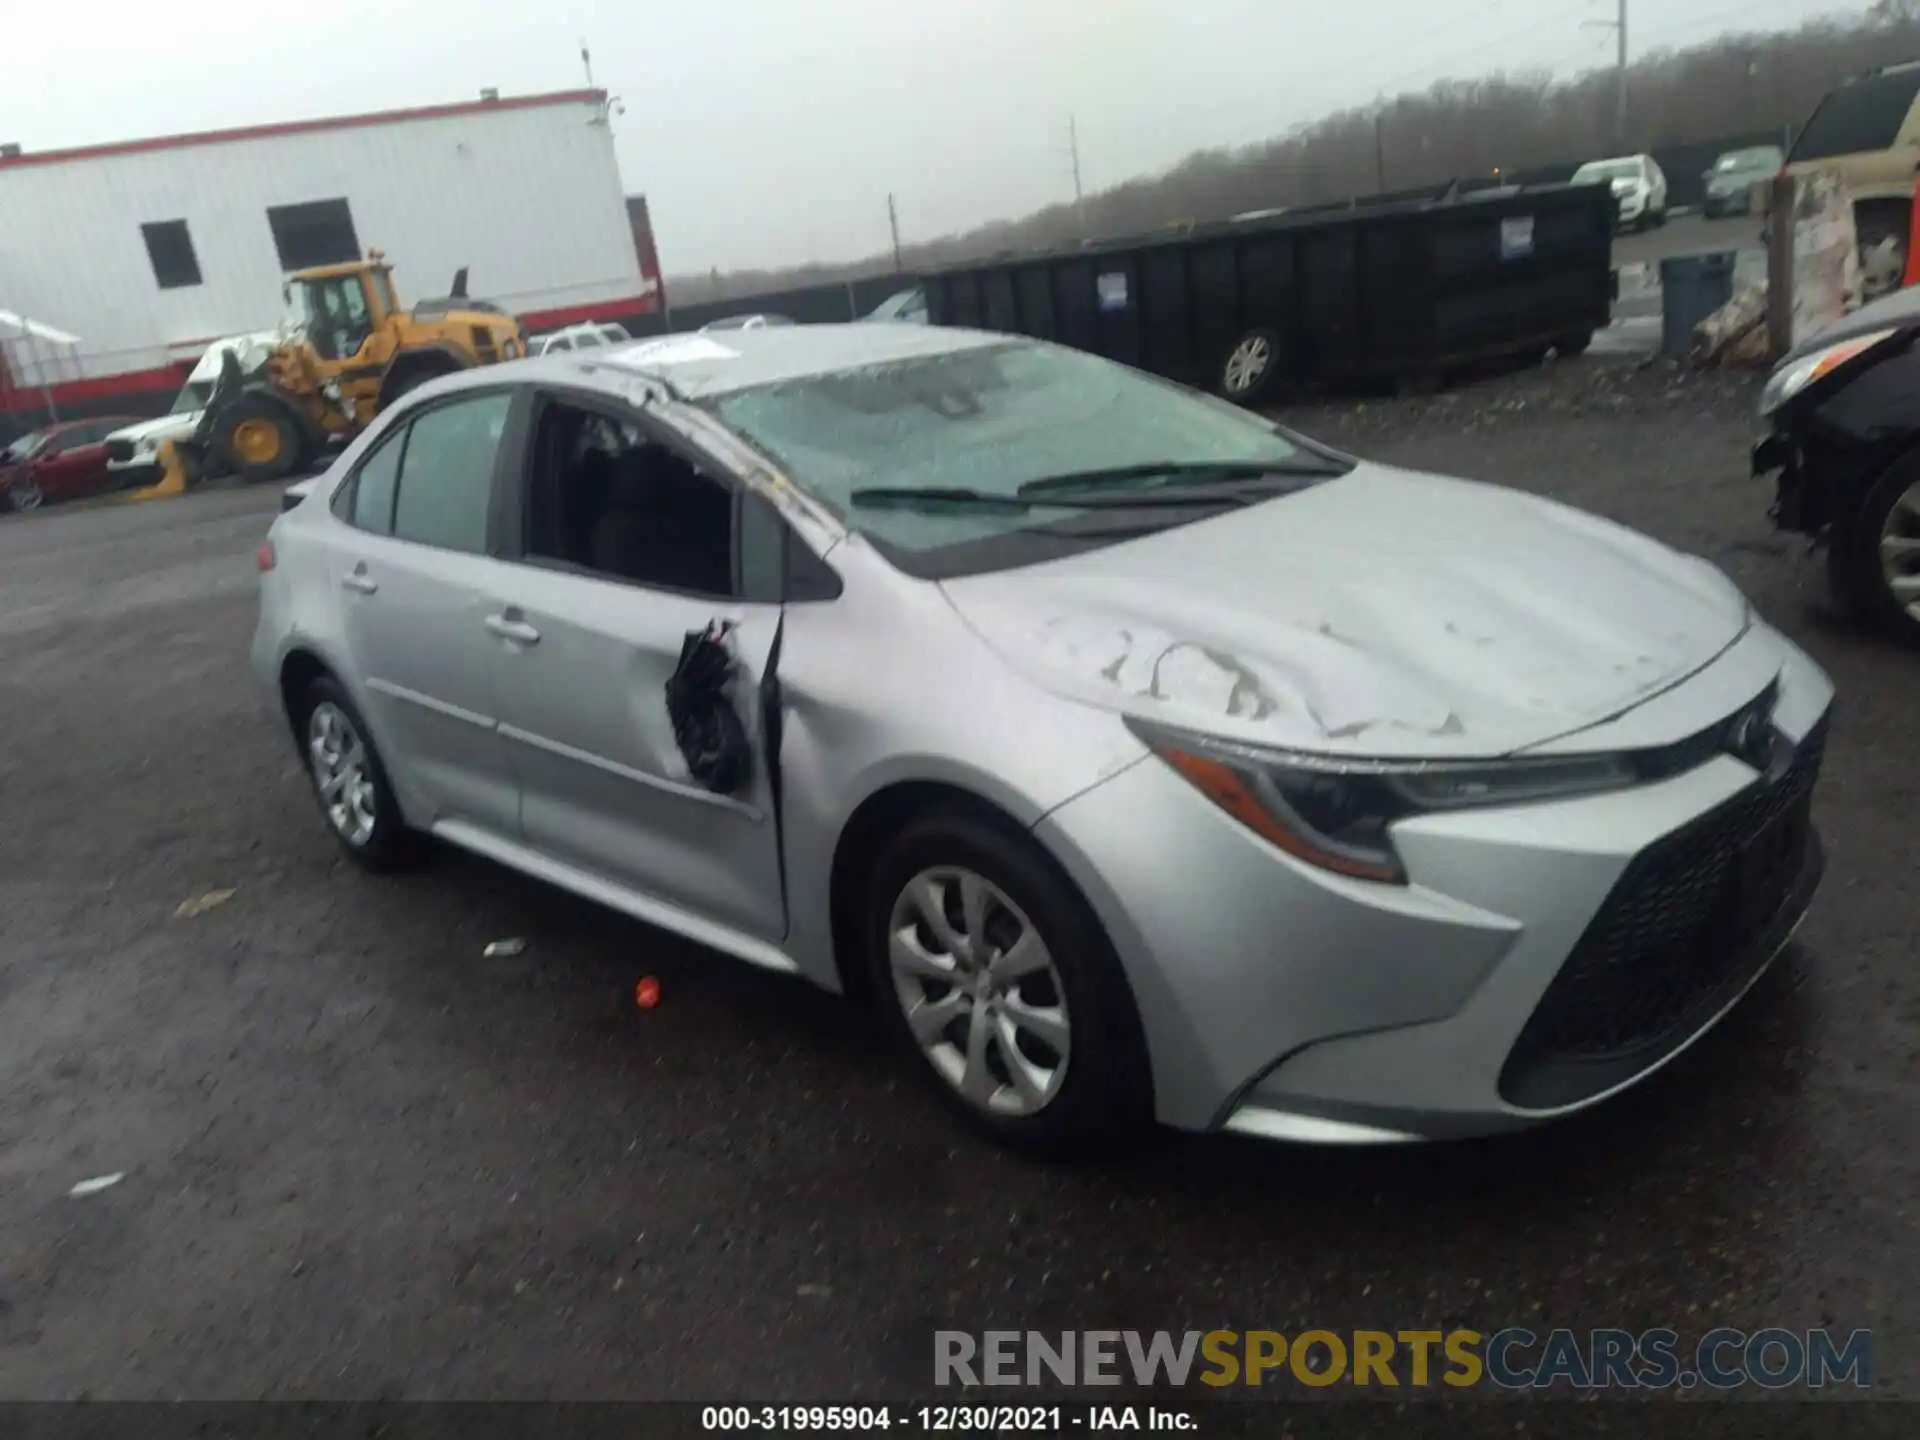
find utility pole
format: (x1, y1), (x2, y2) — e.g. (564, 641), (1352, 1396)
(1374, 112), (1387, 194)
(580, 39), (594, 89)
(1069, 115), (1087, 237)
(1616, 0), (1628, 148)
(888, 193), (903, 272)
(1586, 0), (1628, 147)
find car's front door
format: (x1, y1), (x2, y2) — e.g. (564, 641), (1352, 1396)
(327, 389), (522, 834)
(484, 393), (788, 942)
(32, 423), (106, 500)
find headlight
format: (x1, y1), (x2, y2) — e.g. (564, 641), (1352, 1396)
(1127, 718), (1639, 884)
(1760, 327), (1903, 417)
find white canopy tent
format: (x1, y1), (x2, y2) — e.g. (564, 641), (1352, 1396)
(0, 309), (83, 415)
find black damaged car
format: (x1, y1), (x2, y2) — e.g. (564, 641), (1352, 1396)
(1754, 284), (1920, 645)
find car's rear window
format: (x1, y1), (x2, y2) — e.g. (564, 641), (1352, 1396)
(1790, 70), (1920, 162)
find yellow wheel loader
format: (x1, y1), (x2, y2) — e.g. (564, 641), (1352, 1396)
(205, 251), (526, 482)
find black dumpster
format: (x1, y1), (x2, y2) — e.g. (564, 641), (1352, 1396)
(920, 182), (1614, 403)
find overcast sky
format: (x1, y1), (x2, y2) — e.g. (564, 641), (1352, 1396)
(1, 0), (1861, 273)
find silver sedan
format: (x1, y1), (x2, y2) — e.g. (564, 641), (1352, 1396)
(252, 325), (1832, 1151)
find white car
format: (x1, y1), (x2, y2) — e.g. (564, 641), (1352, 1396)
(1572, 154), (1669, 231)
(103, 331), (280, 482)
(527, 322), (630, 357)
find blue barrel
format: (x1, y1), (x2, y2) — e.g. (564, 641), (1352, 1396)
(1660, 252), (1736, 358)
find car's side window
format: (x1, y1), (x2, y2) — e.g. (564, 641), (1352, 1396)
(520, 394), (737, 598)
(391, 392), (513, 554)
(338, 425), (407, 534)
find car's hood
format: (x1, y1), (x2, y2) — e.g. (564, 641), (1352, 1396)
(939, 464), (1751, 759)
(1706, 171), (1761, 192)
(107, 413), (198, 446)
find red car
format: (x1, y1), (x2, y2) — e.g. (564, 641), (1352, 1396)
(1, 416), (145, 513)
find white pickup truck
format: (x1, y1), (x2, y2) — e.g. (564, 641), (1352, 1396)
(103, 331), (280, 484)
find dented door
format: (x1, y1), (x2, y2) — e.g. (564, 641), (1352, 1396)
(483, 564), (787, 943)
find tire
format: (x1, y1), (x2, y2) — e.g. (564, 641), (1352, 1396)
(1219, 328), (1282, 407)
(213, 392), (305, 483)
(6, 476), (44, 513)
(1833, 455), (1920, 645)
(863, 804), (1152, 1155)
(291, 676), (417, 870)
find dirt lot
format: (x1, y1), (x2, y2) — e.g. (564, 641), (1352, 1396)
(0, 354), (1914, 1408)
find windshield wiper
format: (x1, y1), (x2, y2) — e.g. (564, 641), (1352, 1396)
(847, 485), (1260, 512)
(1015, 459), (1345, 497)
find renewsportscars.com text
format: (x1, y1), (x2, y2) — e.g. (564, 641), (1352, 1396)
(935, 1327), (1872, 1391)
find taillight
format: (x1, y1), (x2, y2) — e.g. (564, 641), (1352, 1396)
(257, 539), (276, 572)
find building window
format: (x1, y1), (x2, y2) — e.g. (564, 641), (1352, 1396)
(141, 220), (202, 289)
(266, 199), (361, 272)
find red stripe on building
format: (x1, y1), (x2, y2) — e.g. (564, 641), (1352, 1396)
(0, 90), (605, 170)
(0, 363), (187, 415)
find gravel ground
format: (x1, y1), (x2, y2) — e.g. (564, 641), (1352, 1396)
(0, 355), (1914, 1410)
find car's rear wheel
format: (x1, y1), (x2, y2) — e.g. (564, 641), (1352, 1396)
(864, 805), (1151, 1154)
(6, 477), (44, 513)
(294, 677), (414, 869)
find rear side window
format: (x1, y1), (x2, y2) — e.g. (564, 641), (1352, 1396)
(391, 392), (513, 553)
(342, 429), (406, 533)
(1791, 70), (1920, 162)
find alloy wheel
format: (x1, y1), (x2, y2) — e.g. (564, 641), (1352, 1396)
(1224, 335), (1273, 396)
(1880, 475), (1920, 622)
(307, 701), (378, 848)
(887, 867), (1071, 1117)
(8, 478), (43, 512)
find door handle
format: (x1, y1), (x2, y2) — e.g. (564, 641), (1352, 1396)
(341, 564), (378, 595)
(485, 612), (541, 646)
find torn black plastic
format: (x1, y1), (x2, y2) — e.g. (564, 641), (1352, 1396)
(666, 620), (752, 795)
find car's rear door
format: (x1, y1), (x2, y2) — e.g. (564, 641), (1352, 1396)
(483, 389), (789, 944)
(326, 389), (524, 834)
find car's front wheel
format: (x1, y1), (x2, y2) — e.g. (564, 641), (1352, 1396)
(6, 476), (44, 513)
(1832, 457), (1920, 645)
(865, 806), (1151, 1153)
(295, 676), (415, 868)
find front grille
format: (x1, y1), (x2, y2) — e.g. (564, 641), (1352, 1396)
(105, 439), (135, 462)
(1499, 717), (1829, 1110)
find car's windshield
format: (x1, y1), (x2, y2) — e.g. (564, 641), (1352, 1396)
(3, 431), (49, 462)
(170, 380), (215, 416)
(1716, 148), (1779, 172)
(1575, 159), (1642, 182)
(709, 340), (1337, 565)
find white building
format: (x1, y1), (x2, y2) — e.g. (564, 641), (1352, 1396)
(0, 89), (661, 420)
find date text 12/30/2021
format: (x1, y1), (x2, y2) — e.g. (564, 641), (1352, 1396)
(702, 1406), (1197, 1432)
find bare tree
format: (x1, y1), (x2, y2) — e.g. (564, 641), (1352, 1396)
(668, 10), (1920, 308)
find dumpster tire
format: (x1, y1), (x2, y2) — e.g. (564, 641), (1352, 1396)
(1556, 331), (1594, 358)
(1220, 329), (1282, 405)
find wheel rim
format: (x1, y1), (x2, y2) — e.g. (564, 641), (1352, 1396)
(10, 479), (43, 511)
(1224, 336), (1272, 395)
(307, 701), (377, 847)
(1880, 476), (1920, 622)
(232, 418), (283, 466)
(887, 867), (1071, 1117)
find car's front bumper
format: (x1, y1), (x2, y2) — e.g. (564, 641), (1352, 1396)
(1035, 621), (1834, 1140)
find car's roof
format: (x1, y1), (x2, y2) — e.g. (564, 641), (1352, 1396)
(460, 322), (1013, 402)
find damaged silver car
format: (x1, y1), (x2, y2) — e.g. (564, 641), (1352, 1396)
(252, 325), (1834, 1151)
